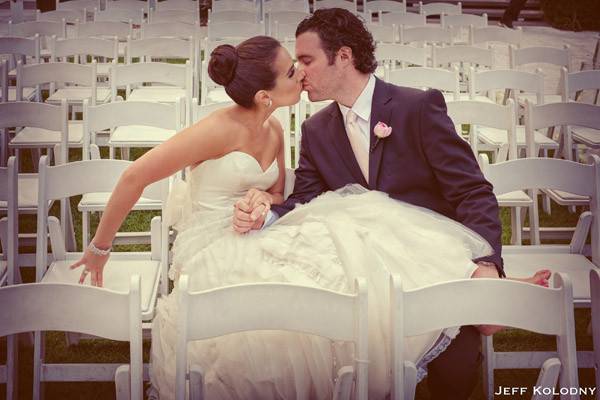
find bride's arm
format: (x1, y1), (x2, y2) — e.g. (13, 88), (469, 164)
(70, 116), (232, 286)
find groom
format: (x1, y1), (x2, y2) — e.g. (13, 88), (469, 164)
(234, 8), (503, 399)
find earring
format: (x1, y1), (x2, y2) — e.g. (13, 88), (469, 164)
(267, 99), (272, 108)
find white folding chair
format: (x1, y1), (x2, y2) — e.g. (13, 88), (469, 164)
(207, 20), (265, 41)
(175, 275), (368, 400)
(8, 19), (66, 60)
(0, 35), (40, 90)
(364, 0), (406, 21)
(510, 44), (571, 106)
(0, 156), (17, 400)
(141, 20), (202, 40)
(264, 0), (309, 14)
(36, 8), (83, 24)
(56, 0), (99, 20)
(155, 0), (198, 12)
(267, 10), (307, 38)
(480, 155), (599, 400)
(0, 276), (143, 400)
(399, 25), (453, 47)
(386, 66), (460, 102)
(390, 273), (578, 400)
(432, 45), (494, 94)
(105, 0), (150, 13)
(211, 0), (257, 13)
(525, 102), (600, 226)
(375, 43), (427, 77)
(470, 25), (522, 48)
(93, 6), (145, 24)
(562, 68), (600, 154)
(79, 99), (181, 248)
(365, 22), (396, 44)
(76, 19), (133, 57)
(313, 0), (358, 14)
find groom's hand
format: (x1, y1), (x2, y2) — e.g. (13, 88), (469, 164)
(233, 198), (266, 233)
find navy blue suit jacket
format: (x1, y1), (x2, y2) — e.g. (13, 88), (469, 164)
(271, 78), (504, 274)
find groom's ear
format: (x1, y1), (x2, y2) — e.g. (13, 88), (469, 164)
(337, 46), (353, 67)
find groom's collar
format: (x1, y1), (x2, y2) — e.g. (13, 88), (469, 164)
(337, 74), (376, 123)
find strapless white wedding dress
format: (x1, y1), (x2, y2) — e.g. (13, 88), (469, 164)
(151, 151), (493, 400)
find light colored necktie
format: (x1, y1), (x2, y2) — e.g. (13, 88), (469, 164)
(345, 110), (369, 183)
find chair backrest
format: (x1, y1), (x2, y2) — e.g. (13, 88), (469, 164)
(267, 10), (308, 25)
(110, 60), (192, 99)
(470, 25), (522, 47)
(366, 23), (396, 43)
(76, 20), (133, 40)
(35, 156), (170, 279)
(208, 9), (258, 24)
(562, 67), (600, 101)
(447, 99), (517, 159)
(482, 154), (600, 265)
(387, 67), (459, 99)
(126, 35), (194, 63)
(390, 272), (578, 400)
(50, 36), (118, 61)
(207, 20), (265, 40)
(93, 7), (144, 24)
(469, 67), (544, 105)
(380, 12), (425, 28)
(441, 12), (487, 29)
(0, 60), (7, 103)
(418, 1), (461, 16)
(150, 8), (199, 24)
(376, 43), (427, 69)
(264, 0), (309, 14)
(0, 276), (143, 398)
(0, 157), (17, 286)
(432, 44), (494, 70)
(175, 275), (369, 400)
(400, 25), (453, 45)
(106, 0), (150, 12)
(272, 21), (299, 41)
(56, 0), (99, 12)
(313, 0), (357, 13)
(510, 44), (571, 71)
(17, 61), (98, 104)
(524, 101), (600, 156)
(0, 35), (40, 59)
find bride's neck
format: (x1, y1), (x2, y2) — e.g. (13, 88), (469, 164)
(233, 105), (273, 135)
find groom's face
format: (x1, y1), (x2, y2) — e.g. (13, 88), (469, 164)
(295, 31), (341, 102)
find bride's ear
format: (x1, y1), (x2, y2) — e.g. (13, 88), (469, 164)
(254, 90), (272, 108)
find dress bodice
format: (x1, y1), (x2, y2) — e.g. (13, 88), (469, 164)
(165, 151), (279, 228)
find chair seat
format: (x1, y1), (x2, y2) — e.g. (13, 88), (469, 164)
(571, 126), (600, 148)
(109, 125), (177, 146)
(478, 125), (559, 148)
(497, 190), (532, 207)
(518, 93), (563, 106)
(502, 250), (595, 302)
(9, 121), (83, 148)
(46, 87), (111, 105)
(42, 254), (161, 319)
(128, 87), (186, 103)
(0, 87), (36, 101)
(78, 192), (162, 212)
(542, 189), (590, 206)
(0, 174), (39, 209)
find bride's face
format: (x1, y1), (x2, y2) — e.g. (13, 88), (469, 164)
(269, 46), (304, 107)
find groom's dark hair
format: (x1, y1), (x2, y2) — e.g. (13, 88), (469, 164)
(296, 8), (377, 74)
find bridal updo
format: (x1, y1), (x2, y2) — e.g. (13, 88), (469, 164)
(208, 36), (281, 108)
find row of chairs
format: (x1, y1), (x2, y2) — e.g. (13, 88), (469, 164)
(1, 152), (598, 399)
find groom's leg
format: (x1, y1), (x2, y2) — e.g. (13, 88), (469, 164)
(426, 325), (481, 400)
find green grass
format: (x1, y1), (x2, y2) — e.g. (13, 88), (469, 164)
(1, 146), (594, 399)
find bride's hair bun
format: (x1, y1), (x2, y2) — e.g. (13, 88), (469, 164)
(208, 44), (238, 87)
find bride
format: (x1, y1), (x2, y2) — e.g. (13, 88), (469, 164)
(70, 36), (549, 399)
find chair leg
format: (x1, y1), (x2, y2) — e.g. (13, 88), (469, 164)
(510, 207), (522, 245)
(6, 334), (18, 400)
(529, 189), (540, 245)
(109, 145), (115, 159)
(531, 358), (561, 400)
(482, 335), (495, 400)
(0, 129), (7, 168)
(121, 147), (130, 161)
(332, 365), (354, 400)
(32, 331), (43, 400)
(115, 364), (131, 400)
(82, 211), (90, 249)
(62, 199), (77, 252)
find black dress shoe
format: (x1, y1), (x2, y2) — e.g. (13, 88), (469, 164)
(499, 20), (514, 28)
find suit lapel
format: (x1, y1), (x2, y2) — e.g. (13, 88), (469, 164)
(328, 105), (368, 186)
(369, 78), (393, 188)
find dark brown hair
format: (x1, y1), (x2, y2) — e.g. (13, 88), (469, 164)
(296, 8), (377, 74)
(208, 36), (282, 108)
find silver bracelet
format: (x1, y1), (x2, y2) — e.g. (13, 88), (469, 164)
(88, 242), (112, 256)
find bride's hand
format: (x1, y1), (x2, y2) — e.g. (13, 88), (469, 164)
(69, 246), (110, 287)
(244, 188), (272, 221)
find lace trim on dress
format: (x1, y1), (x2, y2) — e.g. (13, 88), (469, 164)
(415, 327), (461, 382)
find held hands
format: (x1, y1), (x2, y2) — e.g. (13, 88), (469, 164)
(233, 188), (272, 234)
(69, 244), (110, 287)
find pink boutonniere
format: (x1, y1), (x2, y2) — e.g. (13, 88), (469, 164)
(371, 121), (392, 152)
